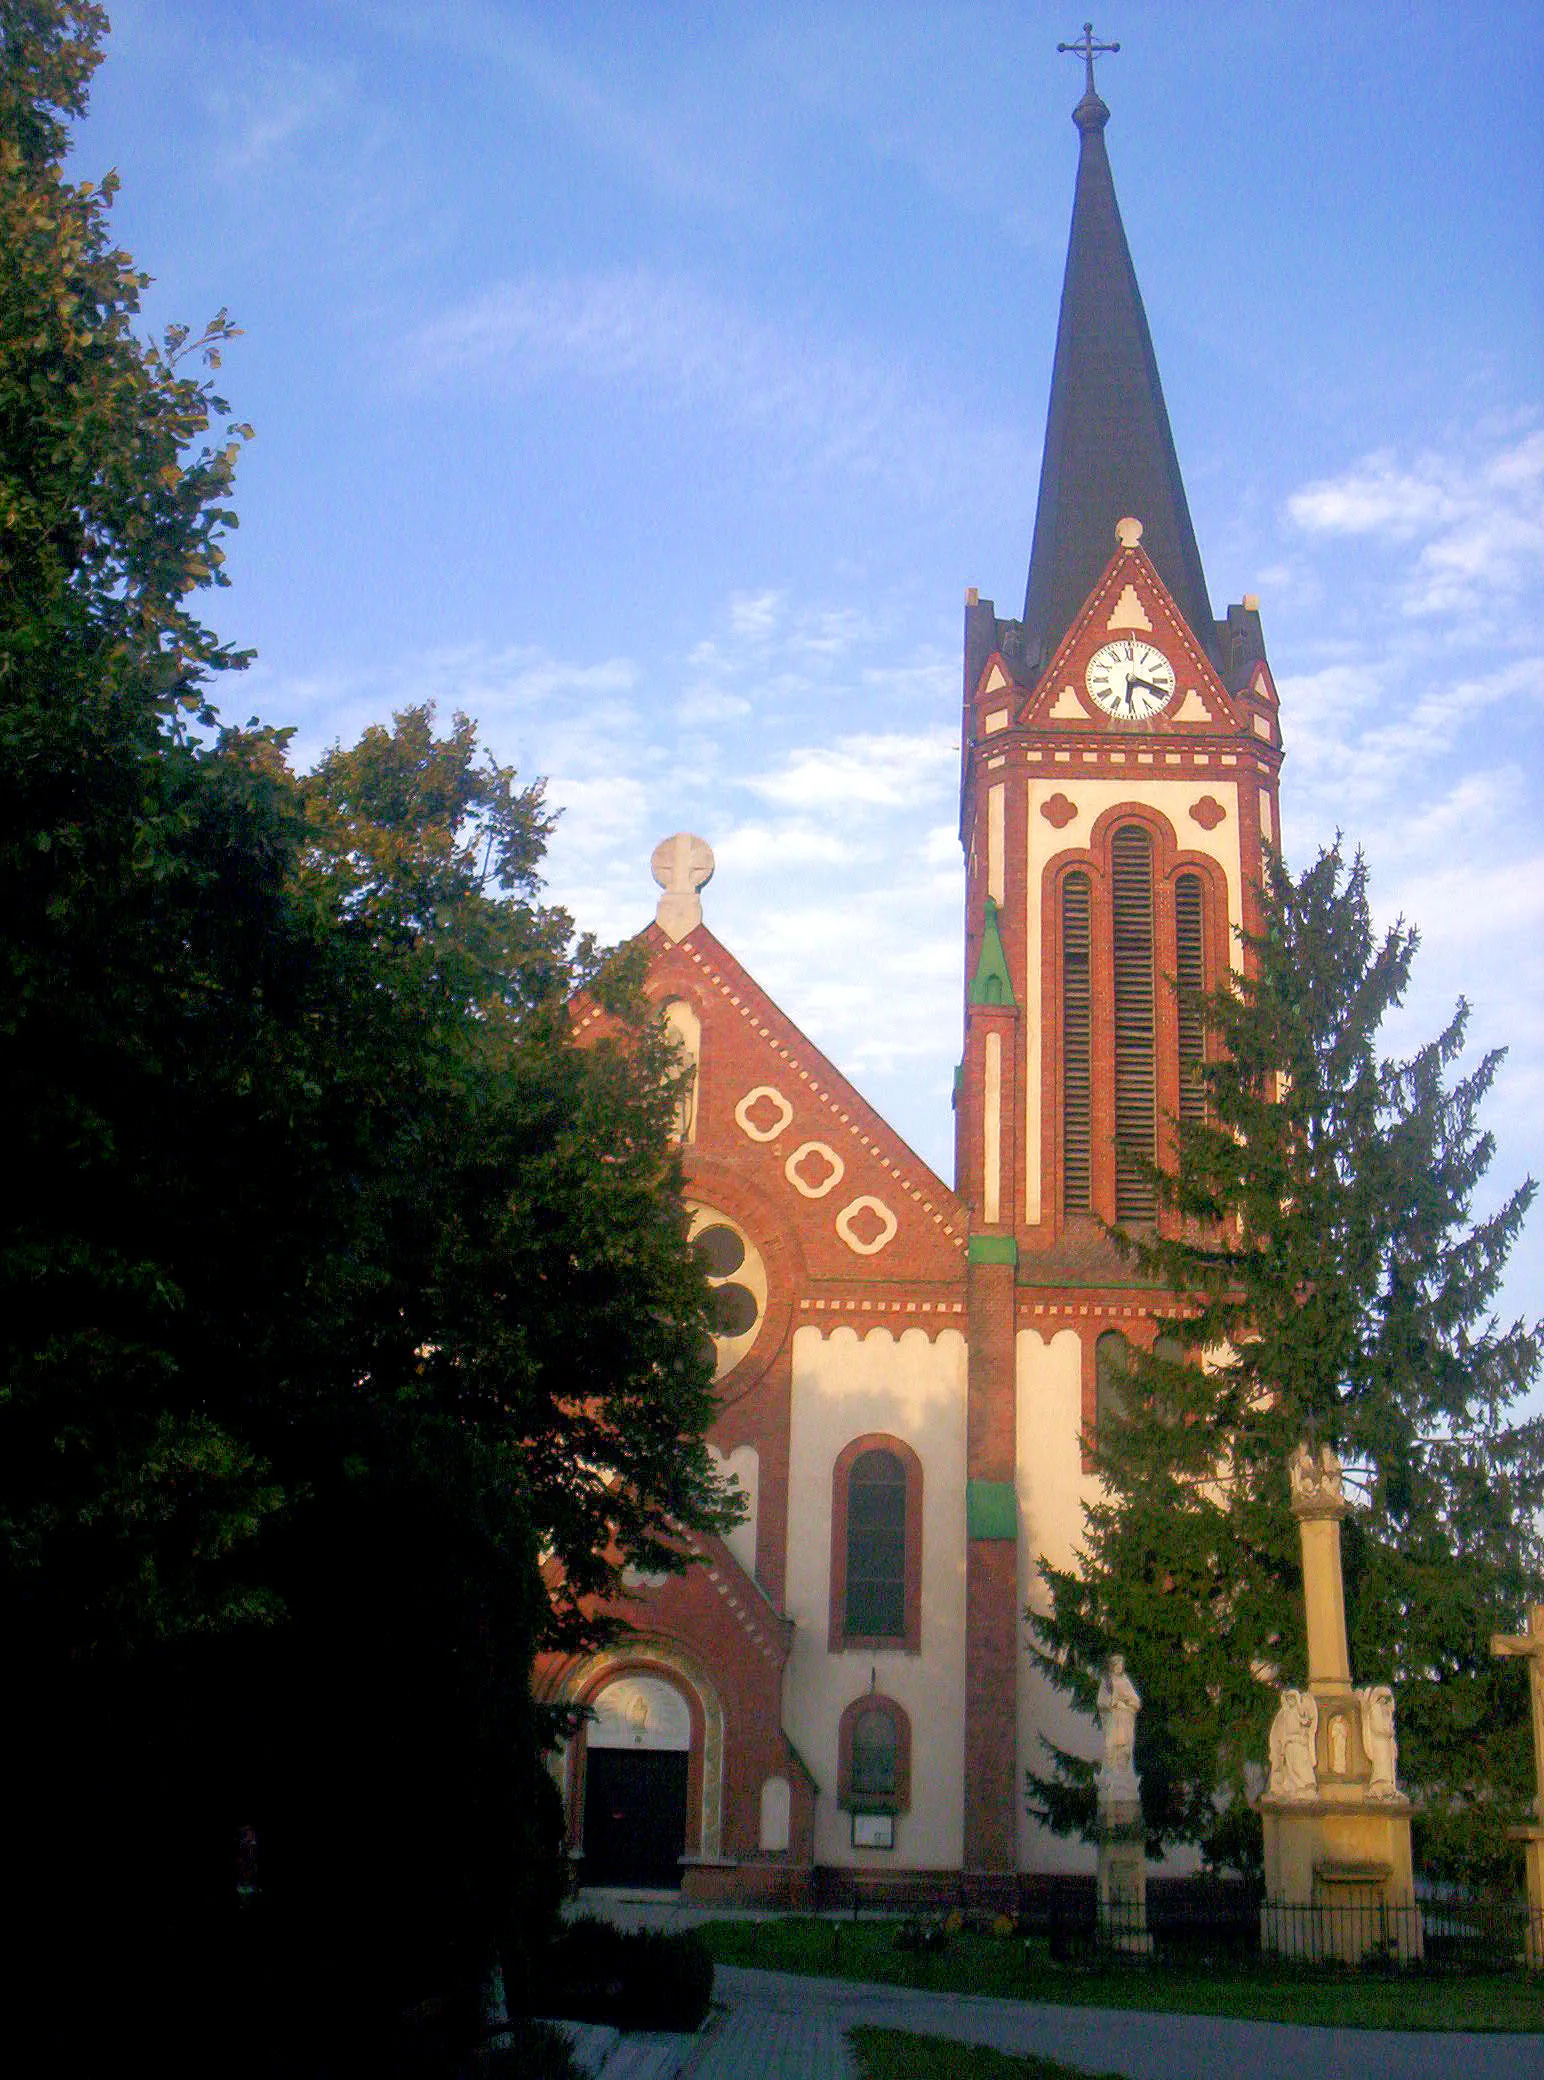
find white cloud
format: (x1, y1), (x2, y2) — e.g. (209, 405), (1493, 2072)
(727, 590), (781, 641)
(402, 267), (1024, 502)
(746, 729), (956, 813)
(201, 49), (349, 175)
(1286, 426), (1544, 620)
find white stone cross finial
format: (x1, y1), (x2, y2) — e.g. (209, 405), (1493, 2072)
(651, 832), (715, 942)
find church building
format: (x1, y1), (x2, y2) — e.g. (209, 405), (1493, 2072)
(534, 49), (1282, 1905)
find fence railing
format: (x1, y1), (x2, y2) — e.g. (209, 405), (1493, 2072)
(1034, 1893), (1543, 1974)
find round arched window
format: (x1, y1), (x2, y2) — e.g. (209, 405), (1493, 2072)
(686, 1204), (767, 1380)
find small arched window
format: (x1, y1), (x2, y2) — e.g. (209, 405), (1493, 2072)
(850, 1709), (898, 1800)
(828, 1435), (923, 1653)
(838, 1692), (912, 1814)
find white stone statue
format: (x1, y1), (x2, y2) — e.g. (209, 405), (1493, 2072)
(1097, 1654), (1142, 1802)
(1287, 1440), (1344, 1514)
(1268, 1688), (1318, 1800)
(1358, 1684), (1400, 1800)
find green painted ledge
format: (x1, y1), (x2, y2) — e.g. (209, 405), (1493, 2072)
(967, 1234), (1018, 1265)
(966, 1480), (1019, 1540)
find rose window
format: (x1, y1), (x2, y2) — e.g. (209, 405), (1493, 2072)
(687, 1204), (767, 1381)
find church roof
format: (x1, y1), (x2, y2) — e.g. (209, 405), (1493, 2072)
(1022, 83), (1219, 674)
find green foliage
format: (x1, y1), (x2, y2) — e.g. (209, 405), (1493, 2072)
(1, 8), (731, 2063)
(700, 1918), (1544, 2031)
(1027, 844), (1544, 1881)
(538, 1918), (716, 2032)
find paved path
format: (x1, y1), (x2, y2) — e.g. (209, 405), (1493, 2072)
(681, 1965), (1544, 2080)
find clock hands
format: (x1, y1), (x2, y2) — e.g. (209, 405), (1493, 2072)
(1117, 674), (1171, 716)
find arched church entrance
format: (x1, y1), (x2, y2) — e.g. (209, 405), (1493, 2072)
(582, 1672), (692, 1889)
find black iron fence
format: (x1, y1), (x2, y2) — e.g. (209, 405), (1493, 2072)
(1033, 1891), (1544, 1974)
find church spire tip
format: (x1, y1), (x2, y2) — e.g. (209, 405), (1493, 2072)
(1058, 20), (1118, 129)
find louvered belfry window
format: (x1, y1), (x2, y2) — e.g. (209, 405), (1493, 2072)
(1175, 871), (1206, 1125)
(845, 1449), (907, 1638)
(1111, 825), (1157, 1222)
(1062, 872), (1093, 1215)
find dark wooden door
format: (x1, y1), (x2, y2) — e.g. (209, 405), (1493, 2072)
(582, 1748), (689, 1889)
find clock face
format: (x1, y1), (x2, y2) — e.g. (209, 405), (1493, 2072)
(1085, 639), (1176, 720)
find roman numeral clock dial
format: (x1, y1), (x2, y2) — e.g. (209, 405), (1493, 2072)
(1085, 638), (1176, 720)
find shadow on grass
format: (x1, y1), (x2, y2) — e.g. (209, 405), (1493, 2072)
(700, 1919), (1544, 2034)
(850, 2028), (1122, 2080)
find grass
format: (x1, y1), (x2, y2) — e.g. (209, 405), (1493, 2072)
(699, 1917), (1544, 2033)
(849, 2028), (1121, 2079)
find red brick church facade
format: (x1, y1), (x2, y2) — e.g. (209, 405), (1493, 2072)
(535, 58), (1281, 1905)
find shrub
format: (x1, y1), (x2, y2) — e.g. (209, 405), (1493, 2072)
(535, 1919), (714, 2032)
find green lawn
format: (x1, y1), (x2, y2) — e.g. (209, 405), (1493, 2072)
(849, 2028), (1120, 2079)
(699, 1918), (1544, 2033)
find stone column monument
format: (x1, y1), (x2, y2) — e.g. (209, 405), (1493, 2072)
(1257, 1443), (1421, 1962)
(1490, 1603), (1544, 1968)
(1095, 1654), (1151, 1952)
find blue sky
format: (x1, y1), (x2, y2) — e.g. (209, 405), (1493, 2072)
(78, 2), (1543, 1323)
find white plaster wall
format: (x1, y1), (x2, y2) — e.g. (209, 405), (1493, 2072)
(708, 1442), (759, 1580)
(1021, 774), (1245, 1224)
(1014, 1325), (1203, 1877)
(784, 1325), (969, 1869)
(1015, 1325), (1099, 1873)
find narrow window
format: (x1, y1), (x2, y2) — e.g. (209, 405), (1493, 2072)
(1095, 1331), (1130, 1434)
(1174, 873), (1205, 1126)
(845, 1450), (907, 1639)
(850, 1709), (898, 1800)
(1062, 871), (1092, 1215)
(1111, 826), (1156, 1221)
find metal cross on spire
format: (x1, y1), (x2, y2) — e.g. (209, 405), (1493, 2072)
(1058, 20), (1120, 101)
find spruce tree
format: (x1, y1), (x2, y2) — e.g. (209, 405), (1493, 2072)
(1028, 843), (1544, 1883)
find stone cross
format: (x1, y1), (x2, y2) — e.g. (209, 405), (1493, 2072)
(651, 832), (715, 943)
(1491, 1603), (1544, 1820)
(1057, 21), (1120, 101)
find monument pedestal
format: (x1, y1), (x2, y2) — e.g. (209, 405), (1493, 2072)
(1260, 1782), (1420, 1963)
(1096, 1794), (1152, 1954)
(1492, 1607), (1544, 1968)
(1257, 1444), (1421, 1964)
(1508, 1824), (1544, 1969)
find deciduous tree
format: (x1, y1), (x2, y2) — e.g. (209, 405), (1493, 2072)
(1, 8), (729, 2059)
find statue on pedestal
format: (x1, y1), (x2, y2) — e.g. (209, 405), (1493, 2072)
(1358, 1684), (1400, 1800)
(1093, 1650), (1150, 1952)
(1267, 1689), (1318, 1801)
(1096, 1653), (1141, 1805)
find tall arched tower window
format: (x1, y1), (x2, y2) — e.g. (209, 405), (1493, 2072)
(1053, 818), (1223, 1232)
(1174, 871), (1206, 1125)
(1111, 824), (1157, 1222)
(1062, 871), (1093, 1217)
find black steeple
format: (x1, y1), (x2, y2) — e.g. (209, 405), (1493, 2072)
(1022, 70), (1218, 673)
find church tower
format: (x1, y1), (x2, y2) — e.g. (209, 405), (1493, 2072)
(956, 36), (1283, 1878)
